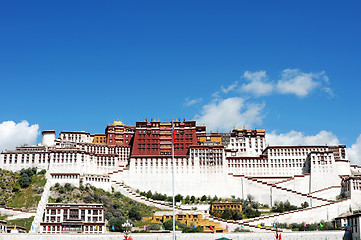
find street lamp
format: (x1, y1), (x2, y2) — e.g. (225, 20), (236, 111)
(122, 219), (133, 239)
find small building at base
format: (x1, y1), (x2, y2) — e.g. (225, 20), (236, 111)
(40, 203), (105, 234)
(347, 213), (361, 240)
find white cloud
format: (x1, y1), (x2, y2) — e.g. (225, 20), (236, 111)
(267, 130), (340, 146)
(241, 71), (274, 96)
(276, 69), (326, 97)
(195, 97), (265, 132)
(184, 97), (202, 106)
(221, 81), (238, 94)
(323, 87), (334, 98)
(0, 121), (39, 152)
(347, 134), (361, 165)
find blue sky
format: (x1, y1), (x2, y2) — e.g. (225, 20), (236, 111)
(1, 1), (361, 162)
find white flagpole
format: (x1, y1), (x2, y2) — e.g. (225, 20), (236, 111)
(172, 120), (176, 240)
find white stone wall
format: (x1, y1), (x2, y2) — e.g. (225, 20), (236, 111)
(59, 132), (92, 143)
(275, 175), (310, 194)
(309, 187), (341, 201)
(244, 199), (352, 227)
(225, 135), (265, 157)
(50, 174), (80, 187)
(83, 175), (112, 192)
(309, 152), (341, 192)
(42, 132), (56, 147)
(123, 157), (230, 198)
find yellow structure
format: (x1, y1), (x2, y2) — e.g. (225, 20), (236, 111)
(198, 133), (222, 145)
(112, 120), (126, 126)
(92, 134), (106, 144)
(144, 211), (228, 233)
(209, 202), (242, 213)
(233, 128), (266, 137)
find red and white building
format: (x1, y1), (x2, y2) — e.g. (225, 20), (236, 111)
(40, 203), (105, 234)
(105, 120), (135, 146)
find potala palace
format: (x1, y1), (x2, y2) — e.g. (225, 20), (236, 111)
(1, 119), (361, 234)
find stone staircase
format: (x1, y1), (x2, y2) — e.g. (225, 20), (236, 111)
(29, 169), (52, 233)
(238, 198), (351, 226)
(231, 174), (333, 205)
(111, 181), (174, 210)
(273, 174), (310, 185)
(308, 186), (341, 196)
(110, 179), (275, 233)
(206, 214), (281, 233)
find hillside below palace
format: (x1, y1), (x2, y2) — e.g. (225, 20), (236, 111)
(1, 119), (360, 210)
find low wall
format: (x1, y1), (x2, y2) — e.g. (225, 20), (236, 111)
(0, 231), (349, 240)
(246, 199), (352, 227)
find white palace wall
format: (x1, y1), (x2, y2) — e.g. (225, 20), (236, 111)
(275, 175), (309, 192)
(123, 157), (232, 198)
(119, 163), (328, 208)
(248, 199), (352, 227)
(310, 187), (341, 201)
(50, 173), (80, 187)
(1, 131), (360, 212)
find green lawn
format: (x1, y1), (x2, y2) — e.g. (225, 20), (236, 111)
(0, 169), (46, 210)
(6, 216), (35, 232)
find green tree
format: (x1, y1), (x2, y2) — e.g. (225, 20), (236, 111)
(221, 208), (233, 220)
(147, 223), (161, 230)
(301, 201), (309, 209)
(146, 190), (152, 199)
(64, 183), (73, 191)
(163, 220), (187, 230)
(182, 225), (204, 233)
(243, 206), (261, 218)
(128, 206), (142, 221)
(114, 192), (122, 198)
(233, 210), (243, 220)
(19, 168), (37, 188)
(175, 194), (183, 202)
(108, 218), (126, 232)
(184, 195), (190, 204)
(201, 195), (207, 201)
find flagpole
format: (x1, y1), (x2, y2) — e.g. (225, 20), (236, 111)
(172, 120), (175, 240)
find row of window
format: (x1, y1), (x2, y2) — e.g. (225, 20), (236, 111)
(135, 161), (195, 166)
(191, 149), (223, 153)
(47, 209), (102, 215)
(42, 225), (103, 232)
(228, 163), (305, 168)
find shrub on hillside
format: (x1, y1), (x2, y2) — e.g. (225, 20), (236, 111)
(271, 200), (298, 213)
(243, 205), (261, 218)
(108, 217), (126, 232)
(128, 206), (142, 221)
(147, 223), (161, 230)
(181, 225), (204, 233)
(300, 201), (309, 209)
(64, 183), (73, 191)
(175, 194), (183, 202)
(234, 227), (250, 232)
(163, 219), (187, 230)
(19, 168), (37, 188)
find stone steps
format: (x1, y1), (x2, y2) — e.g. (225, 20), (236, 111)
(232, 174), (333, 204)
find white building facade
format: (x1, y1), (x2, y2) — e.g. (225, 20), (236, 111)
(0, 129), (360, 210)
(40, 203), (105, 234)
